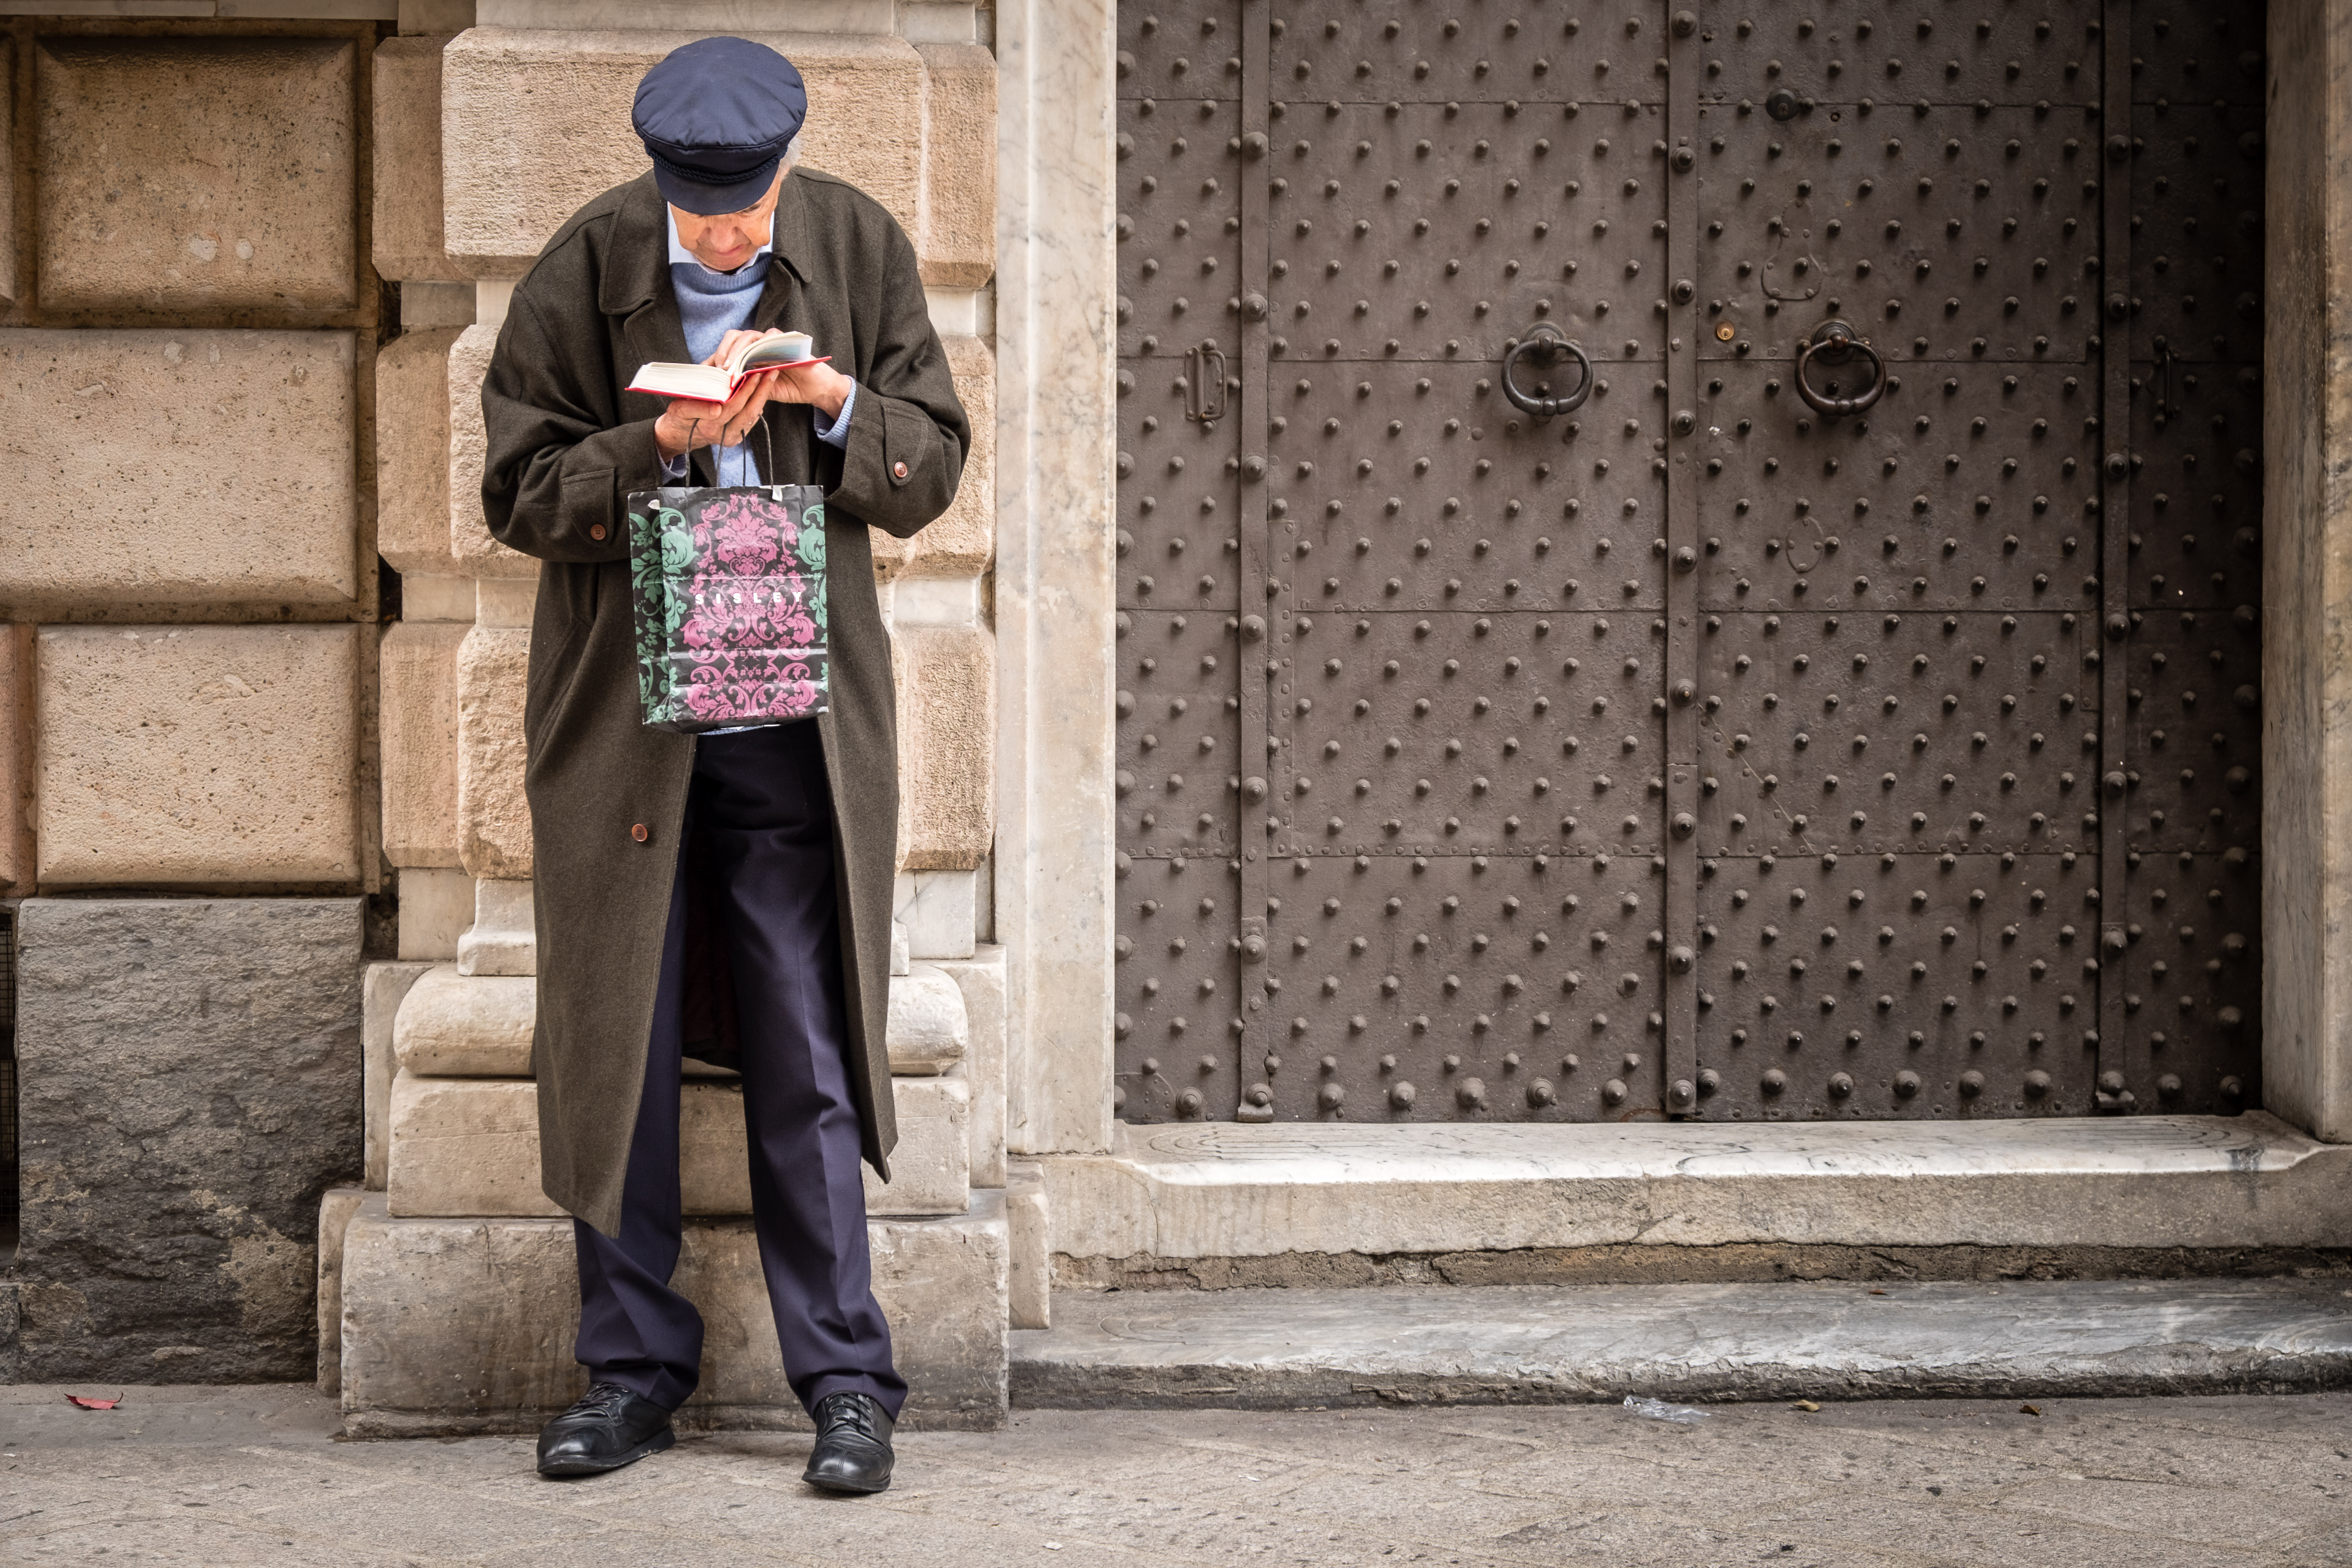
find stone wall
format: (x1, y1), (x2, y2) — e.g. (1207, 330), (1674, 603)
(0, 7), (1012, 1394)
(0, 16), (388, 1384)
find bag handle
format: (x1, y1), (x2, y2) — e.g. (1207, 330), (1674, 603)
(679, 408), (777, 490)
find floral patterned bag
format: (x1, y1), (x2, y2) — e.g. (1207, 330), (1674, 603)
(625, 481), (829, 733)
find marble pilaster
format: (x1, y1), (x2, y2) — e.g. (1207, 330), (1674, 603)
(2263, 0), (2352, 1141)
(992, 0), (1118, 1155)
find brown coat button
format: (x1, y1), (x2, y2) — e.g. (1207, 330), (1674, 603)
(892, 461), (909, 480)
(590, 523), (608, 541)
(630, 823), (650, 843)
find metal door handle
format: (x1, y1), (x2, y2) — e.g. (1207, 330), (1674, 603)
(1499, 323), (1593, 417)
(1184, 342), (1228, 423)
(1792, 319), (1885, 417)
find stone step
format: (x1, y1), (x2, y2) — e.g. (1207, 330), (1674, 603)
(334, 1191), (1009, 1434)
(1039, 1113), (2352, 1289)
(1011, 1278), (2352, 1410)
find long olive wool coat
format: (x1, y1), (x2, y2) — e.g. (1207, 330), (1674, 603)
(479, 169), (969, 1237)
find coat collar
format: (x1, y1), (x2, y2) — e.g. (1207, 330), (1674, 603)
(600, 170), (812, 318)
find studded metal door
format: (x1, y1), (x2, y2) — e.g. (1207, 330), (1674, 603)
(1114, 0), (2263, 1125)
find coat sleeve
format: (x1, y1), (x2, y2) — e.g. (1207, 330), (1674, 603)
(479, 285), (667, 564)
(828, 216), (972, 540)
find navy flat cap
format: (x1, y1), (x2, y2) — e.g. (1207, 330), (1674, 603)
(633, 38), (807, 214)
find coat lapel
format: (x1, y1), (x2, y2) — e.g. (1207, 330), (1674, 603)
(750, 174), (818, 484)
(601, 176), (715, 483)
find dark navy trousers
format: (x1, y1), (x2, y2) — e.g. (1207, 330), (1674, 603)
(571, 722), (906, 1418)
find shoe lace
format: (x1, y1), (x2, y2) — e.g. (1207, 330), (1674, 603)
(816, 1393), (882, 1442)
(568, 1382), (641, 1419)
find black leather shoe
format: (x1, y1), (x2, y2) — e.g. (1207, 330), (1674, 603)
(536, 1383), (676, 1478)
(802, 1392), (895, 1494)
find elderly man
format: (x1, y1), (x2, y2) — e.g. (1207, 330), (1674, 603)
(477, 37), (968, 1493)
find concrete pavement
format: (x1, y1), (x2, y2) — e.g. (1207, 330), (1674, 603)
(3, 1382), (2350, 1566)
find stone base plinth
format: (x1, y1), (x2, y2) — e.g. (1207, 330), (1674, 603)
(336, 1191), (1008, 1435)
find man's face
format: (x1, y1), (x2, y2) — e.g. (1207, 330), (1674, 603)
(671, 168), (788, 273)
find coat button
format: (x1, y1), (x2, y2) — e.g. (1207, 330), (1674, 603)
(630, 823), (650, 843)
(590, 523), (608, 541)
(892, 460), (909, 480)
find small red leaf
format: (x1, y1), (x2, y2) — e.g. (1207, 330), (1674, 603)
(65, 1393), (123, 1410)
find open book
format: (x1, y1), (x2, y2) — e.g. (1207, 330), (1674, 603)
(628, 332), (827, 403)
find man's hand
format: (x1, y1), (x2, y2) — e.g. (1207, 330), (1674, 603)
(653, 328), (853, 461)
(761, 358), (853, 424)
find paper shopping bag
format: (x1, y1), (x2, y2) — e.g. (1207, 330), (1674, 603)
(626, 483), (829, 733)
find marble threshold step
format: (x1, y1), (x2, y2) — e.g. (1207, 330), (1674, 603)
(1038, 1113), (2352, 1283)
(1011, 1277), (2352, 1409)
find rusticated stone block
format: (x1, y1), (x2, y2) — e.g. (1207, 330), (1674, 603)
(376, 328), (463, 575)
(338, 1191), (1007, 1432)
(387, 1073), (970, 1219)
(915, 43), (996, 288)
(12, 898), (363, 1382)
(930, 334), (997, 571)
(380, 621), (465, 869)
(38, 37), (355, 311)
(393, 964), (535, 1076)
(0, 624), (30, 893)
(37, 626), (359, 885)
(386, 1074), (557, 1218)
(892, 624), (995, 871)
(870, 334), (994, 580)
(456, 624), (532, 879)
(0, 330), (358, 608)
(374, 37), (468, 283)
(441, 29), (925, 273)
(448, 323), (538, 578)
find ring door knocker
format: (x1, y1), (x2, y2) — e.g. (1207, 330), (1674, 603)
(1499, 323), (1594, 419)
(1792, 318), (1886, 417)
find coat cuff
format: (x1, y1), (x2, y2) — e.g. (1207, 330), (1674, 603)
(827, 384), (942, 534)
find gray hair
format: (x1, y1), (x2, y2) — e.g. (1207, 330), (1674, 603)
(784, 132), (802, 168)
